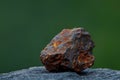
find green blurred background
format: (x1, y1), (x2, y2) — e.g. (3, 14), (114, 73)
(0, 0), (120, 73)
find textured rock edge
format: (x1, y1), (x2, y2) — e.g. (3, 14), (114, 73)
(0, 66), (120, 80)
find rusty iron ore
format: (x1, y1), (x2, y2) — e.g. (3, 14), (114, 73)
(40, 28), (95, 73)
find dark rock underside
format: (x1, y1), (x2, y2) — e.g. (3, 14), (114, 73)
(0, 66), (120, 80)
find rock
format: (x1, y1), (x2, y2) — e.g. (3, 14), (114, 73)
(0, 66), (120, 80)
(40, 28), (95, 73)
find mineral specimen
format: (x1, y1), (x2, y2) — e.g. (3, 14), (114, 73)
(40, 28), (95, 73)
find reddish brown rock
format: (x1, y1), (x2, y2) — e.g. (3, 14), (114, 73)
(40, 28), (95, 73)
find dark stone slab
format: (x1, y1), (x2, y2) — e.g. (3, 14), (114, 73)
(0, 66), (120, 80)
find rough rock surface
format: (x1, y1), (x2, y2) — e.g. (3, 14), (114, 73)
(0, 66), (120, 80)
(40, 28), (95, 73)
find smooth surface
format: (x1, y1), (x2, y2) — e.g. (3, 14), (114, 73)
(0, 66), (120, 80)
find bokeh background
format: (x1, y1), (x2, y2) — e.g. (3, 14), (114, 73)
(0, 0), (120, 73)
